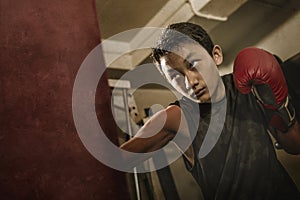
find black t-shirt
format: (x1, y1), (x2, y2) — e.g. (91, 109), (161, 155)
(281, 52), (300, 122)
(173, 74), (299, 200)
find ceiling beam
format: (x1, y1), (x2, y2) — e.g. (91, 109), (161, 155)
(103, 0), (248, 70)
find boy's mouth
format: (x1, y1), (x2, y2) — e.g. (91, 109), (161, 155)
(194, 87), (206, 98)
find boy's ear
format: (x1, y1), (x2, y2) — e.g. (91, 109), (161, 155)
(212, 45), (223, 66)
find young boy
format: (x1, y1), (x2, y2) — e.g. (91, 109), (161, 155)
(121, 22), (300, 199)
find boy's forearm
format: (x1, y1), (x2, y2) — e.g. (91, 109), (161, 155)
(119, 130), (175, 169)
(120, 129), (174, 153)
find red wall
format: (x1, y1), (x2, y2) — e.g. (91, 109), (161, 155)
(0, 0), (129, 199)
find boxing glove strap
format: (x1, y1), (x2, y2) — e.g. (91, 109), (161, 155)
(251, 86), (296, 133)
(278, 96), (296, 127)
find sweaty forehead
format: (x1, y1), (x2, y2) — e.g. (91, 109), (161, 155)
(169, 45), (190, 59)
(162, 42), (208, 61)
(160, 52), (184, 68)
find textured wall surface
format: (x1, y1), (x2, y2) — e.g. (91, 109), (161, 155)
(0, 0), (129, 199)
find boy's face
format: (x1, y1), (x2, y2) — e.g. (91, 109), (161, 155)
(159, 42), (225, 103)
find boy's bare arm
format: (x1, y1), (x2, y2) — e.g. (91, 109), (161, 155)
(120, 105), (182, 153)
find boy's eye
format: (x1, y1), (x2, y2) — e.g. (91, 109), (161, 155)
(189, 61), (199, 68)
(186, 59), (199, 69)
(170, 73), (181, 80)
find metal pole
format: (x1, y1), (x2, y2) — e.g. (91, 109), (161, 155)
(122, 88), (141, 200)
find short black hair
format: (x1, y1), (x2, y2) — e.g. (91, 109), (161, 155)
(152, 22), (214, 64)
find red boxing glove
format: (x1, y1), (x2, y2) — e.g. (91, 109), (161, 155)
(233, 47), (295, 133)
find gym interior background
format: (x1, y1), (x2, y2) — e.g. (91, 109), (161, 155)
(1, 0), (299, 199)
(98, 0), (300, 199)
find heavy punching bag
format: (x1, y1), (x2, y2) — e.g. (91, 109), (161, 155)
(0, 0), (129, 199)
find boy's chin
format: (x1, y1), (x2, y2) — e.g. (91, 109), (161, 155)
(184, 95), (210, 104)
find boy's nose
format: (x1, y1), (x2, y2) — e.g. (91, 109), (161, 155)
(185, 74), (198, 90)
